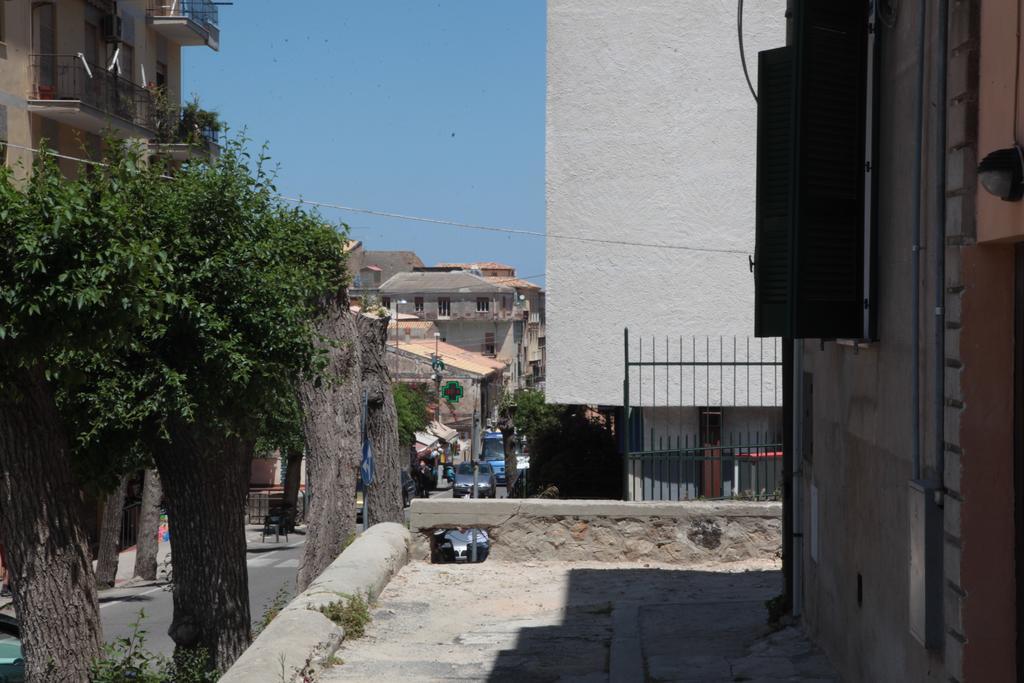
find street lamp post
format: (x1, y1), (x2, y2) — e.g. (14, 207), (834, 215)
(393, 299), (408, 376)
(433, 332), (441, 421)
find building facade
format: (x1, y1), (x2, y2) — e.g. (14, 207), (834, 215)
(750, 1), (1021, 680)
(346, 245), (425, 303)
(0, 0), (220, 174)
(545, 0), (786, 498)
(379, 270), (527, 388)
(387, 339), (505, 441)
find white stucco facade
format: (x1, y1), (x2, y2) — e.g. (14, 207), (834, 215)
(545, 0), (786, 407)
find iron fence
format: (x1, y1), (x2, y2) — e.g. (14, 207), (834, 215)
(30, 54), (156, 131)
(622, 328), (784, 501)
(625, 433), (782, 501)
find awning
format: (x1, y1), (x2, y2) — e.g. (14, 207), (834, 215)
(414, 431), (440, 450)
(427, 421), (458, 442)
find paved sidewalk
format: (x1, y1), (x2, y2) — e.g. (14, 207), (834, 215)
(322, 560), (835, 682)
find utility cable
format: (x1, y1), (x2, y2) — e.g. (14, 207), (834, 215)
(738, 0), (757, 103)
(5, 141), (752, 256)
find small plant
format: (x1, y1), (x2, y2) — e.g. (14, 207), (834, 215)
(255, 584), (292, 637)
(90, 612), (217, 682)
(318, 594), (371, 639)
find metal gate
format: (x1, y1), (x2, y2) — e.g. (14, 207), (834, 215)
(622, 329), (783, 501)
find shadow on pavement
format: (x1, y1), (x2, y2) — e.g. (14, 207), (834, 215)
(486, 568), (835, 682)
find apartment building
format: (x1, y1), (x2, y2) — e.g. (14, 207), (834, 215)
(0, 0), (220, 174)
(346, 244), (425, 303)
(437, 262), (547, 388)
(379, 270), (527, 389)
(545, 0), (785, 500)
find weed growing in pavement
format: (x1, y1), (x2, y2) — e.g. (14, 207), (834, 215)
(90, 612), (216, 682)
(317, 594), (371, 639)
(255, 584), (292, 636)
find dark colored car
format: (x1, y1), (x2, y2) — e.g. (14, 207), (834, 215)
(452, 462), (497, 499)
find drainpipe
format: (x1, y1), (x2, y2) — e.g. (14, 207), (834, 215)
(792, 342), (803, 618)
(911, 0), (927, 481)
(933, 0), (949, 494)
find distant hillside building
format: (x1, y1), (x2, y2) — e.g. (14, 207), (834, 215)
(346, 246), (424, 302)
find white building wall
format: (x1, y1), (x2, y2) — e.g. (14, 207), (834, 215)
(546, 0), (786, 406)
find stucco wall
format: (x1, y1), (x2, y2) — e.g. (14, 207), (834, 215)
(545, 0), (786, 406)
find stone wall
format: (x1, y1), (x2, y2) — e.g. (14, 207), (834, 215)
(409, 499), (781, 564)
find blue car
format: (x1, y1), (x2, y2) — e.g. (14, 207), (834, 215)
(481, 432), (506, 486)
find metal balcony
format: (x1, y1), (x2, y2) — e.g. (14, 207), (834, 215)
(147, 0), (220, 51)
(28, 55), (157, 138)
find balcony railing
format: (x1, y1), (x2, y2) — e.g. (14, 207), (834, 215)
(30, 55), (156, 132)
(148, 0), (219, 27)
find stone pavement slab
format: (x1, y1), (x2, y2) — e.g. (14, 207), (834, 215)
(318, 559), (836, 683)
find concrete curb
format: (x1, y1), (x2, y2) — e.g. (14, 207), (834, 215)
(221, 522), (410, 682)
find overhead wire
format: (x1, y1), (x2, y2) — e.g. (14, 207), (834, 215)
(5, 141), (752, 256)
(737, 0), (758, 103)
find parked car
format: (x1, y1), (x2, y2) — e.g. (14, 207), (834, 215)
(452, 462), (497, 498)
(0, 614), (24, 683)
(401, 469), (418, 507)
(434, 528), (490, 563)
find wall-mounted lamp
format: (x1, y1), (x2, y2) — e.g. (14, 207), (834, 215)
(978, 145), (1024, 201)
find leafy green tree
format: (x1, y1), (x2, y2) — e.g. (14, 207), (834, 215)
(1, 138), (347, 674)
(511, 389), (559, 443)
(0, 145), (169, 680)
(393, 383), (430, 448)
(70, 140), (347, 670)
(526, 406), (620, 499)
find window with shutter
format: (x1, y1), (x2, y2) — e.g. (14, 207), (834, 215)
(754, 0), (872, 340)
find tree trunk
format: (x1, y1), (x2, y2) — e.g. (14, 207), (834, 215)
(281, 449), (304, 528)
(0, 367), (102, 681)
(359, 315), (404, 525)
(296, 296), (362, 592)
(95, 475), (130, 588)
(501, 426), (519, 494)
(134, 468), (163, 581)
(153, 420), (252, 672)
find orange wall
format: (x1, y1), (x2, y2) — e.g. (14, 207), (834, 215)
(960, 245), (1017, 680)
(979, 0), (1024, 242)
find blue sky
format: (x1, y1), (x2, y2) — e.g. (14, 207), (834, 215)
(183, 1), (547, 282)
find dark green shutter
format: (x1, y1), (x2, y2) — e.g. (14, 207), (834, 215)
(754, 1), (868, 339)
(792, 1), (868, 339)
(754, 47), (795, 339)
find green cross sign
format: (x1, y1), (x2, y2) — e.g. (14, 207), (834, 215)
(441, 380), (464, 403)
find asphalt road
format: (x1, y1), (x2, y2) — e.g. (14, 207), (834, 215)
(102, 484), (505, 657)
(100, 537), (305, 657)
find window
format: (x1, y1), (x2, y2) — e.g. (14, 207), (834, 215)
(0, 1), (6, 44)
(33, 3), (57, 91)
(382, 297), (391, 309)
(484, 332), (495, 356)
(156, 61), (167, 89)
(476, 297), (490, 313)
(414, 297), (424, 313)
(438, 298), (451, 317)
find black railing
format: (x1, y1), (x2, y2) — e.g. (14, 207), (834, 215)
(625, 435), (783, 502)
(30, 55), (156, 131)
(148, 0), (219, 27)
